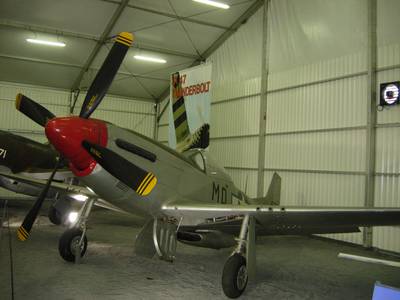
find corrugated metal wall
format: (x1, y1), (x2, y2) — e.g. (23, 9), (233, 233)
(0, 80), (155, 197)
(159, 0), (400, 251)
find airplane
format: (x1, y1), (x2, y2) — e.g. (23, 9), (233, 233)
(0, 130), (74, 224)
(2, 31), (400, 298)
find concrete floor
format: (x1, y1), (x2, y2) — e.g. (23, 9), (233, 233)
(1, 199), (400, 300)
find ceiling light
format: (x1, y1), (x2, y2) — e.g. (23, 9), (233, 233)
(193, 0), (230, 9)
(26, 38), (66, 47)
(134, 55), (166, 63)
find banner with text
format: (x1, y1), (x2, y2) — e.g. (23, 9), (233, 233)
(169, 63), (212, 152)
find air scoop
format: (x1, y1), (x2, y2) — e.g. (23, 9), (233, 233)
(45, 117), (107, 176)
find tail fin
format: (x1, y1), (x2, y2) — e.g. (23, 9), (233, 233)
(250, 172), (281, 206)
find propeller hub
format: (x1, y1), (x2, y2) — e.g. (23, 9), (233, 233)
(45, 117), (108, 176)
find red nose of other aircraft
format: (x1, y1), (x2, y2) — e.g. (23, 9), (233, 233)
(45, 117), (108, 176)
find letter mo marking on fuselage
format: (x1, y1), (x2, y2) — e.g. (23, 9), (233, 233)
(212, 182), (228, 204)
(0, 148), (7, 159)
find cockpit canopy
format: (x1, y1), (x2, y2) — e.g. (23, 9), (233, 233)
(183, 148), (232, 181)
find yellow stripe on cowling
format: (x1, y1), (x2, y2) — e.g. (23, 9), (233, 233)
(136, 173), (152, 194)
(138, 174), (154, 195)
(141, 176), (157, 196)
(16, 93), (22, 110)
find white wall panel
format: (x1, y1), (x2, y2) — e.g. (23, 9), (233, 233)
(209, 137), (258, 169)
(211, 96), (260, 137)
(265, 129), (365, 172)
(268, 52), (367, 91)
(267, 76), (367, 133)
(376, 127), (400, 173)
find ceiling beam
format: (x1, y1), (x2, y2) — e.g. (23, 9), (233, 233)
(100, 0), (231, 31)
(0, 20), (198, 60)
(71, 0), (130, 91)
(0, 53), (169, 82)
(156, 0), (264, 103)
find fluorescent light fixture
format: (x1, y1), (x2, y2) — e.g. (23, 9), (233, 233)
(68, 211), (79, 223)
(193, 0), (230, 9)
(134, 55), (166, 64)
(71, 194), (88, 202)
(26, 38), (66, 47)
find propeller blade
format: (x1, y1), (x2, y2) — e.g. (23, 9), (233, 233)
(16, 94), (56, 127)
(79, 32), (134, 119)
(82, 140), (157, 196)
(17, 158), (62, 241)
(0, 130), (59, 173)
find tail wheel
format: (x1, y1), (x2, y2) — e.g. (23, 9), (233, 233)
(58, 228), (87, 262)
(222, 253), (248, 298)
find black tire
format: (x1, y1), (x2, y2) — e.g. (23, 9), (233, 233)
(222, 254), (248, 298)
(58, 229), (87, 262)
(48, 206), (62, 225)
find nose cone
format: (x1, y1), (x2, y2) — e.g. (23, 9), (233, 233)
(45, 117), (108, 176)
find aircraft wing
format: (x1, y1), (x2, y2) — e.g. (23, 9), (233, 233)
(0, 171), (126, 214)
(162, 203), (400, 235)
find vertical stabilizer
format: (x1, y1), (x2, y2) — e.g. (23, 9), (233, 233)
(250, 172), (281, 205)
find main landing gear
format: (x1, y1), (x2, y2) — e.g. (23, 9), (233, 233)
(222, 215), (256, 298)
(58, 197), (95, 263)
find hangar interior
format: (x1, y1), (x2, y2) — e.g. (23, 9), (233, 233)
(1, 0), (400, 298)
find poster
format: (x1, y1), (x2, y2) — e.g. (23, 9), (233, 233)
(168, 63), (212, 152)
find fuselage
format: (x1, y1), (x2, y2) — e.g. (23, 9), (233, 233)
(70, 123), (246, 220)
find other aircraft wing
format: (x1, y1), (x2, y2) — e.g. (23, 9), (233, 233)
(0, 172), (126, 214)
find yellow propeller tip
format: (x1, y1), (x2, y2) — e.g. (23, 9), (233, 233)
(116, 32), (134, 46)
(15, 93), (22, 110)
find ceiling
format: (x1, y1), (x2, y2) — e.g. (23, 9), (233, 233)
(0, 0), (262, 102)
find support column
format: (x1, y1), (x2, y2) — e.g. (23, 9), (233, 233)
(363, 0), (377, 248)
(153, 103), (160, 140)
(256, 0), (270, 197)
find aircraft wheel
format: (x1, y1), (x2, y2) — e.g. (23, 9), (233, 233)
(48, 206), (63, 225)
(58, 228), (87, 262)
(222, 253), (248, 298)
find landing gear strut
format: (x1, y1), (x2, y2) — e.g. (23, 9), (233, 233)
(221, 215), (255, 298)
(58, 197), (95, 263)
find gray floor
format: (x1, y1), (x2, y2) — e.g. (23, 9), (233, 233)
(1, 199), (400, 300)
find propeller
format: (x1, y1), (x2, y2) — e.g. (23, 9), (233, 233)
(15, 32), (134, 240)
(79, 32), (133, 119)
(17, 158), (64, 241)
(82, 140), (157, 196)
(16, 94), (55, 127)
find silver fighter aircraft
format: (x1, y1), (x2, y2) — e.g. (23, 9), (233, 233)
(3, 32), (400, 298)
